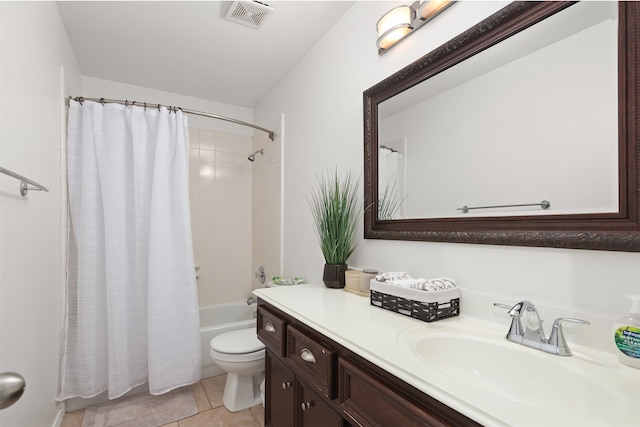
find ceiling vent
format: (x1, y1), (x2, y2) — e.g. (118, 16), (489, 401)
(225, 1), (274, 29)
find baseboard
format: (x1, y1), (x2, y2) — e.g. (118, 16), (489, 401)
(51, 406), (65, 427)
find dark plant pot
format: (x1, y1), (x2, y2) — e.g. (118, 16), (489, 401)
(323, 263), (348, 288)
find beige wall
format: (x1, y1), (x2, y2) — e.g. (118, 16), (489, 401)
(189, 127), (254, 306)
(251, 116), (282, 289)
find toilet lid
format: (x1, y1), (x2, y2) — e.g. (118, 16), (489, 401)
(210, 328), (264, 354)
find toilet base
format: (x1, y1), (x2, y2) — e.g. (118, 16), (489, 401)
(222, 371), (264, 412)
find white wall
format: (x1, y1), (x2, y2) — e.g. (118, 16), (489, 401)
(0, 3), (81, 427)
(254, 1), (640, 319)
(82, 76), (254, 135)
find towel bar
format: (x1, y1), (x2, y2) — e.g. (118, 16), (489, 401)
(0, 167), (49, 196)
(458, 200), (550, 214)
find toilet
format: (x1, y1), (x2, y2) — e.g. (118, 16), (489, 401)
(209, 328), (265, 412)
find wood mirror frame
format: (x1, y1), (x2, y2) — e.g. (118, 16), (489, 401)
(364, 1), (640, 252)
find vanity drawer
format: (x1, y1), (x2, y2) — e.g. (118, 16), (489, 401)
(287, 325), (336, 399)
(339, 357), (448, 427)
(257, 305), (287, 357)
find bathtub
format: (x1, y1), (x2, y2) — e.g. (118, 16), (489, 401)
(200, 302), (257, 378)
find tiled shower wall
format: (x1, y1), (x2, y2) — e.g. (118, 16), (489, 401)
(189, 127), (253, 306)
(251, 129), (282, 290)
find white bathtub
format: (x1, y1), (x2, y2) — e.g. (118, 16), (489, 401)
(200, 302), (257, 378)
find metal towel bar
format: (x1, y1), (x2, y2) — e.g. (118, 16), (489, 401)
(0, 167), (49, 197)
(458, 200), (550, 214)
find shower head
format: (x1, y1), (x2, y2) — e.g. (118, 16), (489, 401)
(247, 148), (264, 162)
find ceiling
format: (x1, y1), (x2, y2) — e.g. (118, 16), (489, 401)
(57, 1), (354, 108)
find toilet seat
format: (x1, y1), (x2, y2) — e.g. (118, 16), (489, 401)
(210, 328), (265, 362)
(208, 327), (266, 412)
(210, 347), (265, 363)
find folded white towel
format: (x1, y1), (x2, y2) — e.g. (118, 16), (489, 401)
(375, 272), (412, 282)
(386, 278), (429, 289)
(375, 273), (456, 292)
(426, 277), (456, 291)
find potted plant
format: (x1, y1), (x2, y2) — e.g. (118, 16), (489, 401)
(309, 169), (360, 288)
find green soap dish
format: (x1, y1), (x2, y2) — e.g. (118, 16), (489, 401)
(271, 276), (303, 286)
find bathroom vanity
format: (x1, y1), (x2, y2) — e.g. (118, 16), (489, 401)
(256, 297), (478, 426)
(255, 284), (483, 426)
(254, 283), (640, 427)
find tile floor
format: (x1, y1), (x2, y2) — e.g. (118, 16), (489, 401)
(60, 375), (264, 427)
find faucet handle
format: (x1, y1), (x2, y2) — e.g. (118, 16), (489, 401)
(547, 317), (590, 356)
(494, 302), (524, 341)
(552, 317), (590, 326)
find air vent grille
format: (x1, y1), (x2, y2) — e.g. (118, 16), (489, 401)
(225, 1), (274, 29)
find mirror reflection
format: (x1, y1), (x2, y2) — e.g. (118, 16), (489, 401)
(377, 1), (619, 219)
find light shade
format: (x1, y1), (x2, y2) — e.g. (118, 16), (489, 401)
(418, 0), (452, 21)
(377, 1), (455, 55)
(376, 5), (415, 52)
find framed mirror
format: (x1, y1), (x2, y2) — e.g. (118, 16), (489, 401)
(364, 1), (640, 251)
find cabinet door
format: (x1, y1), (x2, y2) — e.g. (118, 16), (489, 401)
(339, 357), (450, 427)
(298, 381), (343, 427)
(266, 351), (295, 427)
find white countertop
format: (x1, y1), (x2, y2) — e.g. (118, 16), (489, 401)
(254, 283), (640, 427)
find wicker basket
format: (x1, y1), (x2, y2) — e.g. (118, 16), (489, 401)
(370, 280), (460, 323)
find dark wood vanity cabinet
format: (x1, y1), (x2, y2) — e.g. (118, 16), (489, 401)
(257, 300), (481, 427)
(265, 351), (295, 427)
(297, 380), (344, 427)
(265, 350), (343, 427)
(259, 304), (344, 427)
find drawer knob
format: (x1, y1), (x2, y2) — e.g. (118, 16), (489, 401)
(300, 348), (316, 363)
(301, 401), (312, 411)
(281, 381), (292, 389)
(265, 322), (276, 333)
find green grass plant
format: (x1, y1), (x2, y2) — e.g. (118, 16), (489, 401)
(309, 169), (360, 265)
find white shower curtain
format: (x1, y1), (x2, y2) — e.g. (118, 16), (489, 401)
(378, 146), (406, 218)
(58, 100), (201, 400)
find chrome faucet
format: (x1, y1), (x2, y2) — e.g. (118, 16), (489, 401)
(246, 296), (257, 305)
(494, 301), (590, 356)
(507, 300), (544, 344)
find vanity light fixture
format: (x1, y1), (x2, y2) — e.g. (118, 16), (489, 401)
(376, 5), (415, 53)
(377, 0), (454, 55)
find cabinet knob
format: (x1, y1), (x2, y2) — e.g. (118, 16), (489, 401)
(265, 322), (276, 333)
(281, 381), (292, 389)
(301, 401), (312, 411)
(300, 348), (316, 363)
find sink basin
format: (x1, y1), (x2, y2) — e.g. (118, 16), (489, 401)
(397, 321), (639, 421)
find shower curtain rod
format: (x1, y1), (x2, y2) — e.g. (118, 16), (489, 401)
(68, 96), (275, 141)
